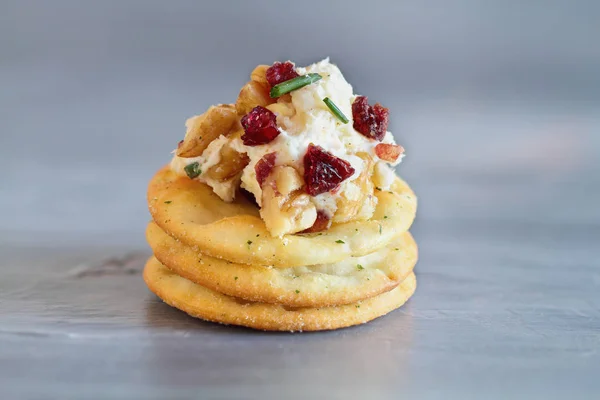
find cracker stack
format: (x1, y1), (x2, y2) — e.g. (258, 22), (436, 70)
(144, 167), (418, 331)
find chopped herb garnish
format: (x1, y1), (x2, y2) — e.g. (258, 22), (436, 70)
(323, 97), (349, 123)
(234, 276), (238, 280)
(164, 200), (172, 204)
(247, 240), (253, 245)
(295, 289), (300, 294)
(384, 215), (388, 219)
(335, 239), (345, 244)
(256, 234), (260, 237)
(270, 73), (322, 98)
(184, 162), (201, 179)
(355, 305), (360, 308)
(379, 224), (382, 234)
(395, 248), (400, 251)
(355, 228), (359, 232)
(375, 187), (382, 191)
(357, 264), (364, 271)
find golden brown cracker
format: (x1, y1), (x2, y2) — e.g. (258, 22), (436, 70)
(147, 222), (417, 307)
(143, 257), (417, 332)
(148, 166), (417, 267)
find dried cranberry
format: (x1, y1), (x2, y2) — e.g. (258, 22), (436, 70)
(266, 62), (299, 87)
(301, 210), (331, 233)
(351, 96), (389, 141)
(303, 144), (355, 196)
(255, 152), (277, 187)
(375, 143), (404, 162)
(241, 106), (280, 146)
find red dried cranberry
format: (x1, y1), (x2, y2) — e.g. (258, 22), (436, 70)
(303, 144), (355, 196)
(241, 106), (280, 146)
(301, 210), (332, 233)
(255, 152), (277, 187)
(375, 143), (404, 162)
(351, 96), (389, 141)
(266, 61), (299, 87)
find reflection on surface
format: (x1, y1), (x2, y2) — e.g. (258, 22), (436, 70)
(143, 292), (415, 394)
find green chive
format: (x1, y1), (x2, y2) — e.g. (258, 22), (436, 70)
(375, 187), (382, 191)
(247, 240), (253, 245)
(234, 276), (238, 280)
(270, 73), (322, 98)
(379, 224), (382, 234)
(295, 290), (300, 294)
(323, 97), (349, 123)
(164, 201), (172, 204)
(357, 264), (364, 271)
(184, 162), (201, 179)
(335, 239), (345, 244)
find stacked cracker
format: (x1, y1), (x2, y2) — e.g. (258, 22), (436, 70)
(143, 60), (418, 331)
(144, 167), (417, 331)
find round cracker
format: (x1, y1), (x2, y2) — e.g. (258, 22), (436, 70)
(143, 257), (417, 332)
(148, 166), (417, 267)
(147, 222), (417, 307)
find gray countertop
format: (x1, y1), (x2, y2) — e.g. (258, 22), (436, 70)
(1, 1), (599, 399)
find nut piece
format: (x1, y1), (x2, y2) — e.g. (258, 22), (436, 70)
(260, 166), (317, 237)
(333, 153), (377, 224)
(177, 104), (239, 158)
(205, 141), (250, 182)
(266, 102), (295, 120)
(236, 81), (275, 116)
(301, 210), (332, 233)
(273, 166), (304, 195)
(250, 65), (270, 87)
(375, 143), (404, 163)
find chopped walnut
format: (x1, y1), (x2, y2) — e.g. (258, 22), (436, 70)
(333, 153), (377, 224)
(301, 210), (332, 233)
(266, 102), (295, 120)
(235, 81), (275, 116)
(177, 104), (239, 158)
(375, 143), (404, 163)
(205, 141), (250, 182)
(260, 166), (317, 237)
(250, 65), (270, 87)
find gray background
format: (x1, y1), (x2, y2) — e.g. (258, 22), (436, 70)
(1, 1), (599, 399)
